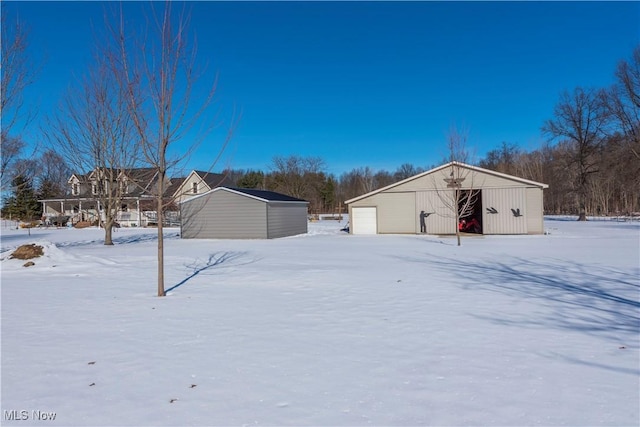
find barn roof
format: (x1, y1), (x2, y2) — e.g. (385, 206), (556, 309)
(345, 161), (549, 204)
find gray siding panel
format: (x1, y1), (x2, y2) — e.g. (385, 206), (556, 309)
(181, 191), (267, 239)
(267, 203), (308, 238)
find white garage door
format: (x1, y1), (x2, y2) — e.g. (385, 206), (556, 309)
(352, 207), (377, 235)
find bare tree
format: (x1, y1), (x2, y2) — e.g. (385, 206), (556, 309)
(0, 135), (25, 187)
(434, 125), (479, 246)
(1, 11), (37, 140)
(37, 149), (72, 198)
(356, 167), (376, 194)
(393, 163), (424, 181)
(604, 46), (640, 159)
(337, 166), (397, 203)
(116, 2), (234, 296)
(445, 123), (472, 164)
(479, 141), (522, 176)
(543, 87), (608, 221)
(373, 170), (395, 189)
(337, 168), (362, 203)
(48, 37), (141, 245)
(269, 155), (326, 199)
(1, 10), (39, 194)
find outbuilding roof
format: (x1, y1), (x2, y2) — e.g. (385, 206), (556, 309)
(345, 161), (549, 205)
(179, 186), (308, 204)
(228, 187), (308, 202)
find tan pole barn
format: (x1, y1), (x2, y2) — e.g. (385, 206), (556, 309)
(345, 162), (548, 235)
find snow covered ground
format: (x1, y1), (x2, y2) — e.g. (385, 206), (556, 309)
(1, 217), (638, 426)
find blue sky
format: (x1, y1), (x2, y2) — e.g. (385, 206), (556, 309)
(4, 1), (639, 176)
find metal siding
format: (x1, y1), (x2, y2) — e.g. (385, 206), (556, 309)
(416, 190), (457, 234)
(267, 203), (308, 238)
(376, 192), (415, 233)
(482, 188), (527, 234)
(181, 190), (267, 239)
(393, 168), (532, 192)
(391, 169), (483, 191)
(349, 194), (381, 208)
(347, 164), (546, 236)
(526, 188), (544, 234)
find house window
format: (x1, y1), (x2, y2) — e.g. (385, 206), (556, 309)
(92, 184), (98, 195)
(72, 183), (79, 195)
(121, 204), (128, 212)
(192, 182), (198, 194)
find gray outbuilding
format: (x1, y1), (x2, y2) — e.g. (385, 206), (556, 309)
(180, 187), (309, 239)
(345, 161), (549, 235)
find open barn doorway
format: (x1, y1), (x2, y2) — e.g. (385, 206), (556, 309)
(458, 189), (483, 234)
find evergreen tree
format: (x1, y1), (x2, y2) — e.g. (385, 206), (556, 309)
(1, 195), (18, 219)
(5, 175), (40, 221)
(237, 170), (265, 189)
(37, 177), (62, 201)
(319, 176), (336, 212)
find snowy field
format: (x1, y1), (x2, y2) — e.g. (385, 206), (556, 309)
(1, 217), (639, 426)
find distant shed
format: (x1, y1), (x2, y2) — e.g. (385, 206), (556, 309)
(180, 187), (309, 239)
(345, 161), (549, 235)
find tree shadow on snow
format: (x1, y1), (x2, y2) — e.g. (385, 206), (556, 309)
(423, 255), (640, 345)
(541, 351), (640, 376)
(55, 231), (180, 248)
(166, 251), (257, 294)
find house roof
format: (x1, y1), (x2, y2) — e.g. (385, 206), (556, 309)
(68, 173), (90, 183)
(168, 170), (233, 198)
(180, 186), (308, 204)
(165, 177), (187, 198)
(192, 170), (234, 189)
(344, 161), (549, 204)
(123, 168), (158, 183)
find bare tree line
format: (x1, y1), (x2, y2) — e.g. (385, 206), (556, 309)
(223, 43), (640, 219)
(480, 46), (640, 218)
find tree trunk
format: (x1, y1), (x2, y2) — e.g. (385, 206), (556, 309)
(157, 194), (165, 297)
(577, 190), (588, 221)
(104, 217), (114, 245)
(455, 188), (461, 246)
